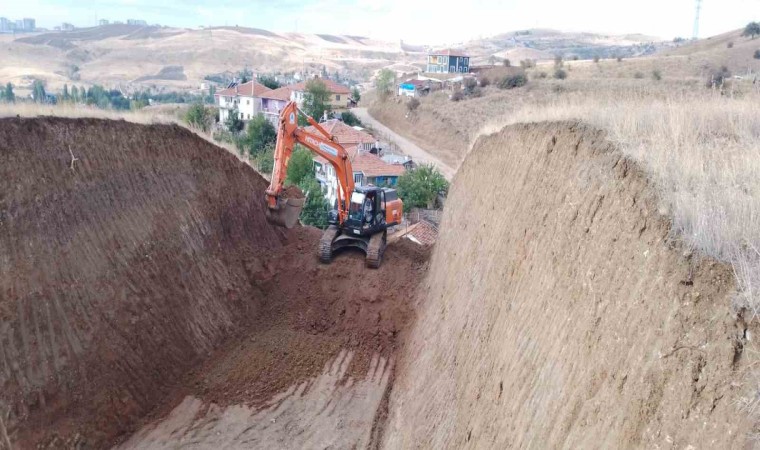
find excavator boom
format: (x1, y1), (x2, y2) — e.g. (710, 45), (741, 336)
(265, 101), (354, 228)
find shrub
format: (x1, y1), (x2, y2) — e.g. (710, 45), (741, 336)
(479, 76), (491, 87)
(593, 56), (600, 63)
(397, 164), (449, 209)
(652, 69), (662, 81)
(572, 55), (579, 61)
(450, 91), (464, 102)
(754, 49), (760, 59)
(498, 74), (528, 89)
(407, 97), (421, 110)
(503, 58), (511, 67)
(727, 42), (734, 48)
(519, 59), (535, 69)
(706, 66), (732, 88)
(463, 77), (478, 94)
(185, 103), (213, 132)
(554, 55), (564, 68)
(616, 56), (623, 62)
(553, 68), (567, 80)
(536, 72), (547, 79)
(634, 71), (645, 79)
(340, 110), (362, 126)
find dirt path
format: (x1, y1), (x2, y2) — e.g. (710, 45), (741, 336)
(352, 107), (456, 180)
(118, 350), (391, 449)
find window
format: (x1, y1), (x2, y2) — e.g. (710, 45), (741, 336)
(247, 114), (251, 119)
(336, 95), (340, 101)
(240, 112), (244, 119)
(246, 99), (250, 105)
(437, 56), (445, 64)
(354, 173), (363, 184)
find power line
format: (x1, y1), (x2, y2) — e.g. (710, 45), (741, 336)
(692, 0), (702, 39)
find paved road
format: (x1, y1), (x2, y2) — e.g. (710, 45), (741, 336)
(353, 108), (456, 181)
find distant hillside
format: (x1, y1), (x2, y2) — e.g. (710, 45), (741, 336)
(0, 24), (422, 94)
(465, 28), (666, 64)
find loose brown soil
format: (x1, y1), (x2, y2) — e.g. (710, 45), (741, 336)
(280, 184), (305, 199)
(0, 117), (428, 449)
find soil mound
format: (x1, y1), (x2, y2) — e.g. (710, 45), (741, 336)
(0, 117), (427, 448)
(384, 122), (756, 448)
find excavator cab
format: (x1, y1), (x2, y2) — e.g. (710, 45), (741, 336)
(344, 188), (386, 236)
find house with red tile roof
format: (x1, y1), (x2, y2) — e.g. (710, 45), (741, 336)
(305, 120), (407, 207)
(214, 80), (272, 124)
(260, 86), (294, 125)
(289, 77), (352, 111)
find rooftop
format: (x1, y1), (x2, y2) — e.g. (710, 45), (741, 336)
(260, 86), (293, 101)
(288, 77), (351, 95)
(215, 80), (272, 97)
(306, 119), (376, 145)
(429, 48), (468, 57)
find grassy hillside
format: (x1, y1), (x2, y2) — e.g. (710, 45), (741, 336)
(0, 25), (417, 94)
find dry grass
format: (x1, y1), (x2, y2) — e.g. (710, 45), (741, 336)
(0, 103), (249, 164)
(479, 88), (760, 317)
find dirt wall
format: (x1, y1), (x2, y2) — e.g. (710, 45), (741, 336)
(0, 117), (287, 447)
(384, 122), (757, 448)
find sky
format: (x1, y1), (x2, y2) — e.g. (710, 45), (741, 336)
(1, 0), (758, 44)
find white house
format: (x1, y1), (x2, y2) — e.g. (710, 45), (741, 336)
(307, 120), (405, 207)
(214, 81), (273, 123)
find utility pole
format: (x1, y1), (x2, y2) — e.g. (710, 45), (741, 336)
(692, 0), (702, 40)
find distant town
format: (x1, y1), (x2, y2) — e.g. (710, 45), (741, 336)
(0, 16), (151, 33)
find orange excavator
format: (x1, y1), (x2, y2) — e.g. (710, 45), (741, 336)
(265, 101), (403, 268)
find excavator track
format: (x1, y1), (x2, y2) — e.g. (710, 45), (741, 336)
(365, 230), (387, 269)
(319, 225), (340, 263)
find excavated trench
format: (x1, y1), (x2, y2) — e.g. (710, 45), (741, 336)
(2, 117), (757, 449)
(0, 117), (427, 449)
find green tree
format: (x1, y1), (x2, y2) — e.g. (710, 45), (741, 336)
(303, 78), (332, 122)
(375, 68), (395, 100)
(285, 145), (315, 186)
(32, 80), (46, 103)
(351, 86), (361, 103)
(225, 109), (245, 133)
(340, 110), (362, 126)
(207, 85), (216, 104)
(71, 85), (79, 103)
(397, 164), (449, 209)
(743, 22), (760, 39)
(255, 143), (275, 174)
(62, 84), (70, 102)
(244, 113), (277, 156)
(298, 176), (330, 228)
(185, 103), (212, 132)
(258, 75), (281, 89)
(3, 83), (15, 103)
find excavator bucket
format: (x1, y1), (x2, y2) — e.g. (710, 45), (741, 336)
(266, 196), (305, 229)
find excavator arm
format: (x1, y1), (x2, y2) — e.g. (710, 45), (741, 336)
(265, 101), (355, 228)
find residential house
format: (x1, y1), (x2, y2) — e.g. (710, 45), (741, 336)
(288, 77), (351, 110)
(214, 80), (273, 123)
(305, 120), (406, 207)
(260, 86), (294, 126)
(398, 79), (435, 97)
(426, 49), (470, 74)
